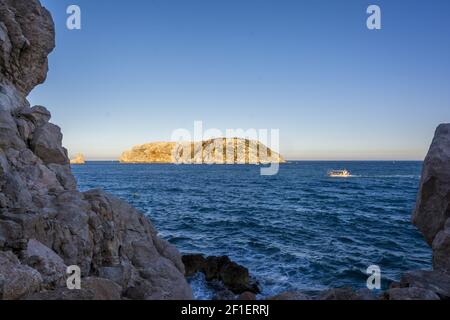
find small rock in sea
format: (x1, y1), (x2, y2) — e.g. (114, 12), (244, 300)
(183, 254), (261, 294)
(70, 153), (86, 165)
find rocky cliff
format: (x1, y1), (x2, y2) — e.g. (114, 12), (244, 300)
(0, 0), (192, 300)
(413, 124), (450, 273)
(120, 138), (285, 164)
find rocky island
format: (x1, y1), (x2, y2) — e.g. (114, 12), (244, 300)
(70, 154), (85, 165)
(120, 138), (285, 164)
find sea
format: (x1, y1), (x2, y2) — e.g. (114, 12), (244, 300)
(72, 161), (431, 299)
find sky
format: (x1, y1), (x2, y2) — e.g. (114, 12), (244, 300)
(30, 0), (450, 161)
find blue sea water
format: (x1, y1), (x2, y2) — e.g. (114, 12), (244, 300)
(72, 161), (431, 299)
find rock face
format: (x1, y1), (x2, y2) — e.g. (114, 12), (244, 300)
(385, 287), (440, 300)
(0, 0), (192, 300)
(0, 0), (55, 110)
(70, 154), (85, 165)
(120, 138), (285, 164)
(413, 124), (450, 273)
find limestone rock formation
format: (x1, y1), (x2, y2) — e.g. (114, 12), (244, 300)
(0, 0), (55, 110)
(0, 0), (192, 300)
(0, 251), (42, 300)
(413, 123), (450, 273)
(120, 138), (285, 164)
(70, 154), (85, 165)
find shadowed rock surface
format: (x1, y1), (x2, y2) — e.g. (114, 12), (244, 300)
(413, 124), (450, 274)
(0, 0), (192, 300)
(385, 287), (440, 300)
(413, 124), (450, 248)
(183, 254), (260, 294)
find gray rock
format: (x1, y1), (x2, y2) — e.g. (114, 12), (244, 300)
(432, 220), (450, 272)
(18, 106), (51, 127)
(0, 217), (22, 249)
(23, 288), (95, 301)
(98, 266), (126, 286)
(0, 0), (55, 97)
(386, 287), (440, 300)
(0, 251), (43, 300)
(267, 291), (311, 300)
(83, 277), (122, 300)
(30, 123), (69, 165)
(0, 148), (9, 175)
(413, 123), (450, 246)
(317, 287), (360, 300)
(400, 270), (450, 299)
(14, 118), (35, 142)
(47, 164), (77, 190)
(20, 239), (67, 288)
(0, 82), (29, 111)
(84, 190), (193, 300)
(0, 110), (25, 149)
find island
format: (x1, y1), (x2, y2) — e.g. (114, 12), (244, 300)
(119, 138), (286, 164)
(70, 153), (85, 165)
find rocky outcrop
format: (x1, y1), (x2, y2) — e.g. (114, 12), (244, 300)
(183, 254), (260, 294)
(0, 0), (192, 300)
(266, 288), (376, 301)
(398, 270), (450, 299)
(413, 124), (450, 273)
(70, 154), (85, 165)
(384, 287), (440, 300)
(0, 0), (55, 110)
(120, 138), (285, 164)
(0, 251), (42, 299)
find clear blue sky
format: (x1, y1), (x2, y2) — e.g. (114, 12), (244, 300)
(30, 0), (450, 160)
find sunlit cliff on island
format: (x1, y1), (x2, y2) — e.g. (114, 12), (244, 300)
(119, 138), (285, 164)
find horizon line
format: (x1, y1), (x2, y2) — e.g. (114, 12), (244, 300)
(75, 159), (424, 162)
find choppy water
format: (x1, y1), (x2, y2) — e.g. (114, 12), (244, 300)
(72, 161), (431, 299)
